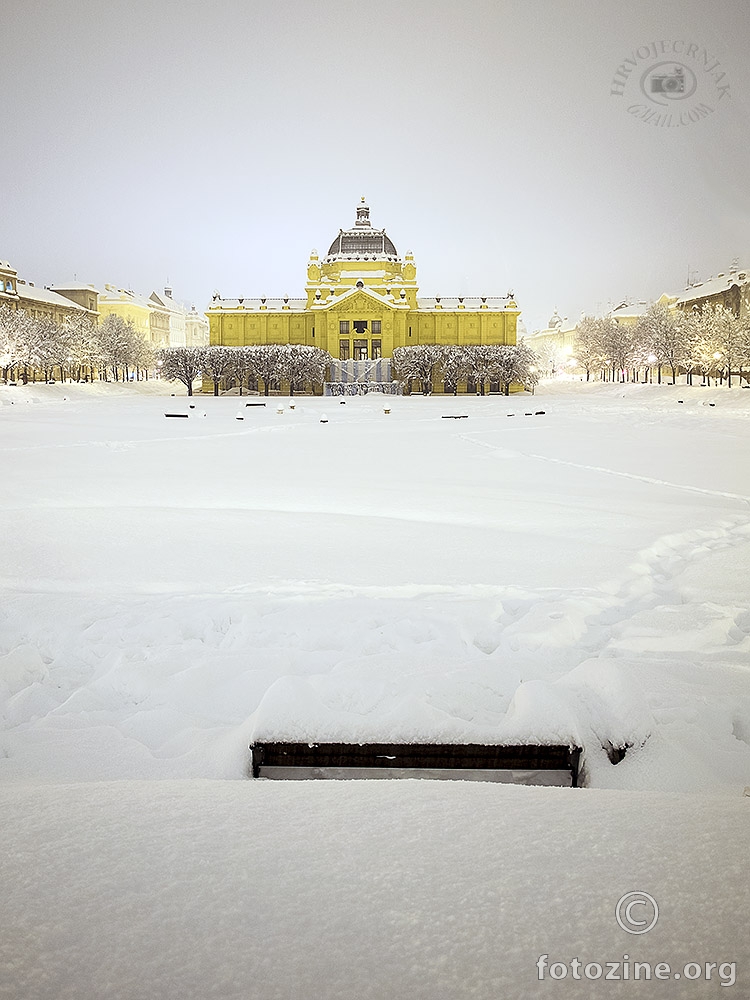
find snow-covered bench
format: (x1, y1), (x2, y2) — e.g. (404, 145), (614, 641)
(249, 742), (582, 786)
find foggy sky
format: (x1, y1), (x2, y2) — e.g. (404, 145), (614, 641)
(2, 0), (749, 332)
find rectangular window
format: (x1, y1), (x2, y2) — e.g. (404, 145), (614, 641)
(353, 339), (368, 360)
(371, 339), (382, 359)
(339, 320), (350, 336)
(371, 320), (381, 336)
(339, 339), (350, 361)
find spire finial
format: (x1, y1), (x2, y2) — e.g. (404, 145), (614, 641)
(355, 198), (371, 227)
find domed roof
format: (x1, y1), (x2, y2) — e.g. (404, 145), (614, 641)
(326, 199), (398, 261)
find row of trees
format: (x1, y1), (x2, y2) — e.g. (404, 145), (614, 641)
(570, 303), (750, 386)
(0, 307), (153, 384)
(2, 305), (540, 396)
(391, 342), (540, 394)
(159, 344), (332, 396)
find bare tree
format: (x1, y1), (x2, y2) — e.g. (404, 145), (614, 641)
(0, 305), (31, 382)
(392, 345), (444, 394)
(158, 346), (204, 395)
(599, 317), (637, 381)
(573, 316), (605, 381)
(699, 303), (742, 387)
(440, 345), (468, 394)
(202, 345), (235, 395)
(283, 345), (330, 394)
(247, 345), (283, 396)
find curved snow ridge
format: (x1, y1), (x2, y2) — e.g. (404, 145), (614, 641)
(608, 517), (750, 601)
(523, 451), (750, 505)
(0, 418), (288, 454)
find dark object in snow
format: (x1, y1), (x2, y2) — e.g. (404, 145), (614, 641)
(709, 402), (716, 407)
(245, 402), (266, 407)
(604, 741), (631, 765)
(441, 415), (468, 419)
(506, 413), (515, 417)
(535, 410), (545, 415)
(236, 415), (244, 420)
(250, 742), (582, 786)
(189, 404), (195, 409)
(525, 412), (533, 416)
(164, 413), (189, 418)
(339, 400), (346, 404)
(678, 400), (684, 403)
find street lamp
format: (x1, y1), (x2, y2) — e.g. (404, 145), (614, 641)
(713, 351), (723, 387)
(647, 354), (657, 383)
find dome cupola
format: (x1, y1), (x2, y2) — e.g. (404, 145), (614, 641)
(326, 198), (398, 261)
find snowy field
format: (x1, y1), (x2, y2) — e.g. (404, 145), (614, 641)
(1, 378), (749, 998)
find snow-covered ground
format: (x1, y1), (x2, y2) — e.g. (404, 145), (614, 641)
(1, 378), (749, 998)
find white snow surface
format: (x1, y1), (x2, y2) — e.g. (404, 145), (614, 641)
(1, 378), (749, 998)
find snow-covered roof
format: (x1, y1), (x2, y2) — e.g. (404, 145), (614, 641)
(677, 269), (750, 305)
(149, 291), (193, 317)
(416, 296), (514, 311)
(15, 283), (88, 312)
(209, 297), (308, 312)
(611, 300), (650, 319)
(50, 282), (99, 293)
(99, 286), (155, 310)
(207, 293), (518, 313)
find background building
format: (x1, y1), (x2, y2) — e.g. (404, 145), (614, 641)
(98, 284), (208, 348)
(676, 263), (750, 319)
(0, 260), (98, 324)
(207, 200), (520, 375)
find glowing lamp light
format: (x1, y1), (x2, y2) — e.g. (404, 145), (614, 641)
(647, 354), (657, 364)
(713, 351), (722, 360)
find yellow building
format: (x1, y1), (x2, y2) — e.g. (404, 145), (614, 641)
(98, 285), (151, 339)
(610, 292), (678, 326)
(207, 200), (519, 386)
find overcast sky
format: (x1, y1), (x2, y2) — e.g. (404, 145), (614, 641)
(2, 0), (749, 332)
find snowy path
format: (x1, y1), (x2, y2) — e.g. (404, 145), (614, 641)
(2, 381), (749, 999)
(1, 381), (749, 792)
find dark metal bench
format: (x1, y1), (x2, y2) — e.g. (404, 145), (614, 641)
(250, 742), (582, 786)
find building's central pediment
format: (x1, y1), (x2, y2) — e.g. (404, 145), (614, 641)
(324, 287), (397, 314)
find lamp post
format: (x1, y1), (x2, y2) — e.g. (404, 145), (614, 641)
(713, 351), (722, 387)
(647, 353), (657, 384)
